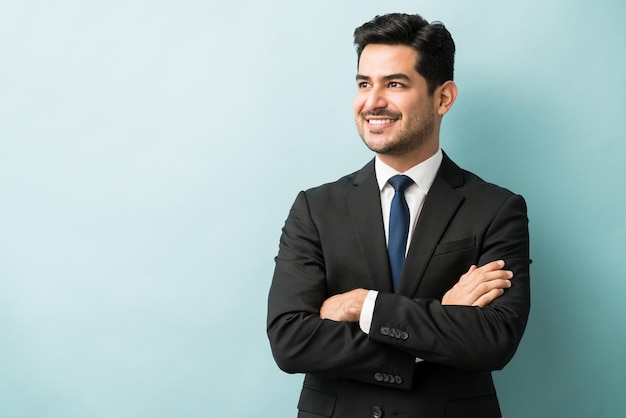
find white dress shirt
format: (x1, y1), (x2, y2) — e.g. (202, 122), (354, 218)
(359, 149), (443, 337)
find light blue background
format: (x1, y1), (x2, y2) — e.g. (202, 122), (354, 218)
(1, 1), (625, 417)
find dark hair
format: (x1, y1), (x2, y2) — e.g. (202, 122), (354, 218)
(354, 13), (455, 94)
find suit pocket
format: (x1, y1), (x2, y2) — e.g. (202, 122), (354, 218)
(432, 237), (476, 256)
(297, 387), (336, 417)
(446, 394), (501, 418)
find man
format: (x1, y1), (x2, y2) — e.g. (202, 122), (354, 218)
(267, 13), (530, 418)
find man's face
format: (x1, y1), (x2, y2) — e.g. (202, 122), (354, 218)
(353, 44), (437, 157)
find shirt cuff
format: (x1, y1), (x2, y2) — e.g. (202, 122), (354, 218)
(359, 290), (423, 363)
(359, 290), (379, 334)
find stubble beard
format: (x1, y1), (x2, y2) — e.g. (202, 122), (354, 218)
(357, 112), (435, 157)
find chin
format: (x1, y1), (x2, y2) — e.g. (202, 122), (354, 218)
(366, 141), (400, 155)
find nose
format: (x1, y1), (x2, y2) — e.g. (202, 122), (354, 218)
(363, 87), (388, 111)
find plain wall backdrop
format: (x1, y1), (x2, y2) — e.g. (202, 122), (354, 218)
(1, 0), (625, 416)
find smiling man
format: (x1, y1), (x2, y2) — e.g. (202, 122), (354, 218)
(354, 44), (443, 170)
(268, 13), (530, 418)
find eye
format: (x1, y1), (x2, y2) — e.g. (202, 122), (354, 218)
(357, 81), (371, 88)
(388, 81), (403, 88)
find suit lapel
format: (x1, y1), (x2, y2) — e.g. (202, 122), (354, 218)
(398, 154), (465, 297)
(346, 160), (394, 293)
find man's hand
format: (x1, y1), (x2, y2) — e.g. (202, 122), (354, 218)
(442, 260), (513, 307)
(320, 261), (511, 320)
(320, 288), (369, 322)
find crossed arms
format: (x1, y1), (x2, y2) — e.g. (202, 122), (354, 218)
(267, 189), (530, 389)
(320, 260), (513, 322)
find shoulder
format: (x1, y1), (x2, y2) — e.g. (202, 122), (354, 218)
(301, 159), (375, 199)
(461, 168), (517, 198)
(440, 154), (527, 217)
(442, 153), (520, 198)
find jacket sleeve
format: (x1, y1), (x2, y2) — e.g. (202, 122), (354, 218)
(267, 191), (417, 389)
(369, 194), (531, 370)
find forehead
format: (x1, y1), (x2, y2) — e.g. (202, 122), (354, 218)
(357, 44), (420, 75)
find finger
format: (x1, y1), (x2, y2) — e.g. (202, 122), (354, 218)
(479, 277), (512, 293)
(461, 261), (504, 284)
(459, 265), (478, 282)
(469, 278), (511, 303)
(466, 267), (513, 286)
(475, 260), (506, 273)
(472, 287), (505, 308)
(480, 269), (514, 282)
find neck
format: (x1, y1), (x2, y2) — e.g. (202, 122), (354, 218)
(376, 141), (439, 173)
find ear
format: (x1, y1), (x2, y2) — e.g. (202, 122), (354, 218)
(435, 81), (458, 116)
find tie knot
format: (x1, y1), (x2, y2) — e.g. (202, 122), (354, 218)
(388, 175), (413, 193)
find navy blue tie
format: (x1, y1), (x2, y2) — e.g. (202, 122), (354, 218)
(387, 175), (414, 292)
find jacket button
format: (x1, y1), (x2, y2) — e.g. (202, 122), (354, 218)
(394, 329), (402, 339)
(372, 405), (383, 418)
(380, 326), (389, 336)
(400, 331), (409, 340)
(374, 373), (383, 382)
(395, 375), (403, 384)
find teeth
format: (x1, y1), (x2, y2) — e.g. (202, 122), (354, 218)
(368, 119), (395, 125)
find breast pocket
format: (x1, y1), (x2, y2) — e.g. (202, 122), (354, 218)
(432, 237), (476, 256)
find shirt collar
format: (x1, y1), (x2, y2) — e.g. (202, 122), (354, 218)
(375, 149), (443, 194)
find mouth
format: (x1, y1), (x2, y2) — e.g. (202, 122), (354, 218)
(365, 117), (398, 130)
(361, 111), (401, 131)
(367, 118), (397, 126)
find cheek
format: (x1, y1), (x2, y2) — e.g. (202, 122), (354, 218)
(353, 93), (367, 117)
(352, 99), (362, 117)
(404, 99), (428, 117)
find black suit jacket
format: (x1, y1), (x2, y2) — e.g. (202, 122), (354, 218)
(267, 153), (530, 418)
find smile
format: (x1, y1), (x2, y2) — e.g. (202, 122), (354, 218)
(367, 119), (396, 125)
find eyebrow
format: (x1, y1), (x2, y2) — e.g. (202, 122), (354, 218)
(355, 73), (412, 82)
